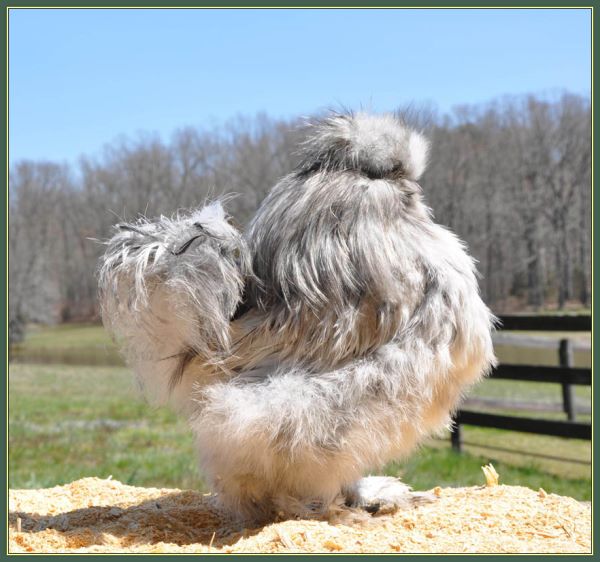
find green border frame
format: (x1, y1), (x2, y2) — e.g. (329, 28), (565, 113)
(2, 3), (595, 560)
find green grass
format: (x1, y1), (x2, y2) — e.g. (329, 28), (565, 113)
(462, 356), (591, 426)
(386, 446), (590, 500)
(449, 427), (590, 480)
(9, 362), (591, 500)
(9, 363), (202, 490)
(470, 377), (590, 401)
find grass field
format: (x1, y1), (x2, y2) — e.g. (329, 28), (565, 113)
(8, 324), (592, 501)
(9, 363), (202, 490)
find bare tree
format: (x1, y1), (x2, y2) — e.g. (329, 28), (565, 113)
(8, 161), (67, 342)
(8, 94), (591, 327)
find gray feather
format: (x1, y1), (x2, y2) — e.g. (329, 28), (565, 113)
(98, 112), (496, 522)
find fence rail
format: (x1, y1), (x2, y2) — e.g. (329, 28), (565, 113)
(450, 314), (592, 452)
(490, 364), (591, 385)
(497, 314), (591, 331)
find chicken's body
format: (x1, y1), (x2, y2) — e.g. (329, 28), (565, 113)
(99, 113), (496, 522)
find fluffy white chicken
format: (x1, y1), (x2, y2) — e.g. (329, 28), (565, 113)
(99, 112), (496, 523)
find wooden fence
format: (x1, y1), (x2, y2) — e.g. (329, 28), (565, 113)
(450, 314), (592, 452)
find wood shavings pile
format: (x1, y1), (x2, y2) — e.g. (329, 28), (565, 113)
(9, 477), (590, 554)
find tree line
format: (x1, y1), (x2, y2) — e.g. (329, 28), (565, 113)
(8, 93), (591, 344)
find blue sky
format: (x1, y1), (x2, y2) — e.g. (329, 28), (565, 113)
(9, 8), (591, 166)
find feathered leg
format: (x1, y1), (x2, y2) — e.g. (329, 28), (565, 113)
(98, 202), (248, 413)
(190, 343), (442, 523)
(344, 476), (436, 515)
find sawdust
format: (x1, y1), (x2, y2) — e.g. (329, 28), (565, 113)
(8, 477), (591, 554)
(481, 463), (500, 487)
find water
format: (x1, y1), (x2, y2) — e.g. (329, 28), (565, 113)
(10, 346), (124, 366)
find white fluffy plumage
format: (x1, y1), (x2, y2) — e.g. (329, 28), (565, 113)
(98, 112), (496, 523)
(298, 112), (430, 180)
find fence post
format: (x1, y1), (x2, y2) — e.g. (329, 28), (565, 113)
(450, 421), (462, 452)
(559, 339), (575, 421)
